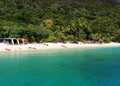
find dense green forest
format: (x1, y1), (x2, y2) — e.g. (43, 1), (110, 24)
(0, 0), (120, 43)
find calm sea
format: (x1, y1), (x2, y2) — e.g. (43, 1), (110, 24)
(0, 47), (120, 86)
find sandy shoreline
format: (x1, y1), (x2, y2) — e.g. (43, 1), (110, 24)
(0, 42), (120, 52)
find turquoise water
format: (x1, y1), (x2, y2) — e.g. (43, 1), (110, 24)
(0, 47), (120, 86)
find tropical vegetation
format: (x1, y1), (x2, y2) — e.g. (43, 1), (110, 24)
(0, 0), (120, 43)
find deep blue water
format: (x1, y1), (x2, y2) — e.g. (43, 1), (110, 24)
(0, 47), (120, 86)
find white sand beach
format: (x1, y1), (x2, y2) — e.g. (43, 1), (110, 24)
(0, 42), (120, 52)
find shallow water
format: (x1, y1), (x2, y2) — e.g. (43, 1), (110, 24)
(0, 47), (120, 86)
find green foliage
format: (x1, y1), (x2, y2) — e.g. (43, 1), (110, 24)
(90, 33), (104, 43)
(9, 26), (31, 38)
(45, 36), (57, 42)
(0, 1), (120, 43)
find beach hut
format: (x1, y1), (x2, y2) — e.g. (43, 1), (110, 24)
(0, 38), (28, 45)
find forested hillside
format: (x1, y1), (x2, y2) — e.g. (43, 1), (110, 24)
(0, 0), (120, 43)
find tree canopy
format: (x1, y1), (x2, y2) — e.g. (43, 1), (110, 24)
(0, 0), (120, 43)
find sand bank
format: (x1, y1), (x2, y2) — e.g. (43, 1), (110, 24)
(0, 42), (120, 52)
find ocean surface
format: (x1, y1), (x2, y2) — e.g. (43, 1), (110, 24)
(0, 47), (120, 86)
